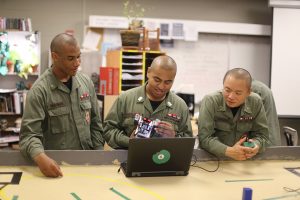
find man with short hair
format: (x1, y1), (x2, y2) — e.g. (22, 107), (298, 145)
(20, 33), (105, 177)
(103, 55), (192, 149)
(198, 68), (269, 160)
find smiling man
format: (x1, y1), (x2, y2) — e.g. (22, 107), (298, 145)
(103, 55), (192, 149)
(20, 33), (105, 178)
(198, 68), (269, 160)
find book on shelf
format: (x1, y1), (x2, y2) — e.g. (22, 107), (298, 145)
(0, 127), (20, 145)
(13, 92), (21, 114)
(0, 90), (27, 114)
(0, 17), (32, 31)
(0, 136), (19, 144)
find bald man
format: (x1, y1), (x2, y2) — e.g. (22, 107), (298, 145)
(20, 33), (105, 177)
(103, 55), (193, 149)
(198, 68), (269, 161)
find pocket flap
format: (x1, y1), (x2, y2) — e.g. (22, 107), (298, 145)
(49, 106), (69, 116)
(80, 101), (92, 110)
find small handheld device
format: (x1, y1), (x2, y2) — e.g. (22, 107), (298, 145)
(243, 141), (255, 148)
(242, 132), (255, 148)
(134, 114), (160, 138)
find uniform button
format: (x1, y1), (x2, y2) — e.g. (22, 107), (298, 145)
(61, 142), (65, 145)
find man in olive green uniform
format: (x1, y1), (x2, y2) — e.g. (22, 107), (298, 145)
(198, 68), (269, 160)
(20, 33), (105, 177)
(251, 79), (281, 146)
(103, 55), (192, 149)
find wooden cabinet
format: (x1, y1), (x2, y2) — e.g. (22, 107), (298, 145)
(106, 50), (165, 92)
(96, 94), (118, 120)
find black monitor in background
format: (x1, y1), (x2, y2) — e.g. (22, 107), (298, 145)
(176, 93), (195, 116)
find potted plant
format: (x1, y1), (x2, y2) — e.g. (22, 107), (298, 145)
(120, 0), (145, 48)
(123, 0), (145, 30)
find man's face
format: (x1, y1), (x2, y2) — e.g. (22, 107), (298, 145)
(222, 75), (250, 108)
(52, 44), (81, 78)
(146, 66), (176, 101)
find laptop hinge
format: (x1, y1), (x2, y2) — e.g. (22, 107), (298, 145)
(131, 171), (187, 177)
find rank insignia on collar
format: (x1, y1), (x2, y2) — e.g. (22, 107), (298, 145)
(167, 102), (172, 107)
(137, 96), (143, 102)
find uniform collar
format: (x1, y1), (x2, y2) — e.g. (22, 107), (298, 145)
(48, 67), (81, 92)
(136, 84), (174, 109)
(217, 90), (253, 114)
(217, 90), (227, 112)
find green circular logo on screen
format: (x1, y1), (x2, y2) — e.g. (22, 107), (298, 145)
(152, 150), (171, 164)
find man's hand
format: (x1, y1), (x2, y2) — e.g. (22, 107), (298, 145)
(225, 138), (259, 160)
(244, 139), (259, 159)
(155, 121), (176, 138)
(225, 137), (248, 160)
(33, 153), (63, 178)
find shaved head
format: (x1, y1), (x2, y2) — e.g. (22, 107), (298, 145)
(50, 33), (81, 81)
(150, 55), (177, 73)
(50, 33), (79, 54)
(223, 68), (252, 90)
(146, 55), (177, 101)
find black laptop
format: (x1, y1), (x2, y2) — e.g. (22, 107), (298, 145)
(120, 137), (195, 177)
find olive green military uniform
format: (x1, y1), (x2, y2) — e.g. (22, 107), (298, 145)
(103, 84), (193, 149)
(198, 91), (269, 157)
(20, 68), (105, 160)
(252, 80), (281, 146)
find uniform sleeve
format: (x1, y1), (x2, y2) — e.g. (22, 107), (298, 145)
(260, 90), (281, 146)
(176, 102), (193, 137)
(198, 96), (228, 157)
(103, 96), (130, 148)
(250, 99), (269, 152)
(19, 88), (46, 160)
(88, 79), (105, 150)
(252, 81), (281, 146)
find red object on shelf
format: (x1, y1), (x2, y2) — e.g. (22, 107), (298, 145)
(99, 67), (119, 95)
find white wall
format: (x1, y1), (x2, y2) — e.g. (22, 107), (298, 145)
(271, 7), (300, 116)
(165, 33), (271, 102)
(0, 0), (272, 72)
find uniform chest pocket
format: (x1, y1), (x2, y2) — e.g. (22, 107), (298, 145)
(214, 120), (232, 132)
(80, 101), (92, 110)
(236, 121), (253, 132)
(48, 106), (70, 134)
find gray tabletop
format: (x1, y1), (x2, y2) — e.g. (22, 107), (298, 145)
(1, 147), (300, 166)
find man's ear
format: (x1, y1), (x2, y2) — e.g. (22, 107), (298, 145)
(247, 88), (251, 96)
(51, 52), (58, 62)
(147, 67), (151, 79)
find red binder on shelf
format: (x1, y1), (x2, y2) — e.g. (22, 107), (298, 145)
(99, 67), (119, 95)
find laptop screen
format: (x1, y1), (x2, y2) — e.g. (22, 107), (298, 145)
(122, 137), (195, 177)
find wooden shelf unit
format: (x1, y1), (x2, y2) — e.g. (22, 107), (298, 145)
(106, 49), (165, 92)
